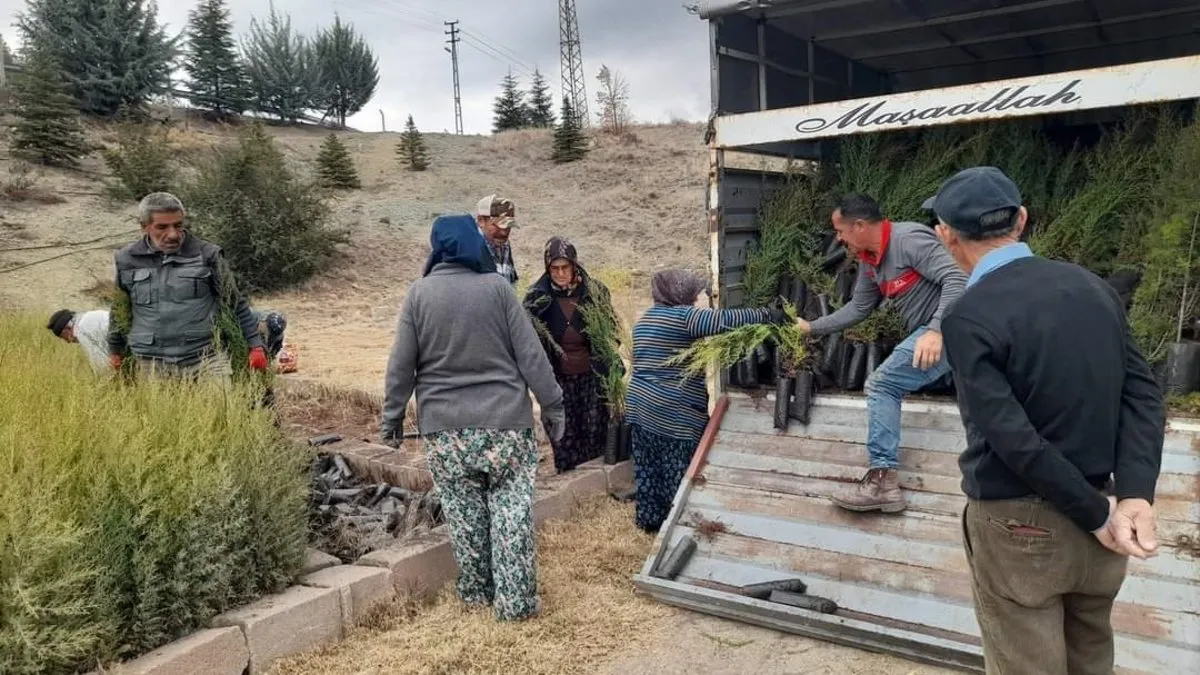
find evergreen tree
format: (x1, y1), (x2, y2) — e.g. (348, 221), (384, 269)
(527, 69), (555, 128)
(552, 96), (587, 164)
(0, 35), (13, 66)
(243, 3), (317, 122)
(492, 71), (529, 133)
(395, 115), (429, 172)
(315, 133), (360, 189)
(184, 0), (248, 119)
(552, 96), (587, 163)
(312, 16), (379, 128)
(18, 0), (178, 118)
(9, 47), (90, 167)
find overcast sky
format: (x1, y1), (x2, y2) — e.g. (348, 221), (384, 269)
(0, 0), (711, 134)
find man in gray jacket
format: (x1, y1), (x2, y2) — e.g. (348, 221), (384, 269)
(107, 192), (267, 380)
(798, 194), (967, 513)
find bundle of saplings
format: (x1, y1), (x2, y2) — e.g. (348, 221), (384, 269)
(731, 101), (1200, 399)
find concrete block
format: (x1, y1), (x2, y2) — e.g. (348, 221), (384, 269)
(534, 467), (610, 526)
(300, 565), (395, 627)
(356, 533), (456, 601)
(212, 585), (342, 674)
(298, 548), (340, 577)
(578, 458), (635, 491)
(109, 627), (246, 675)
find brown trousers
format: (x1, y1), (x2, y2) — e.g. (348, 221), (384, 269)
(962, 497), (1128, 675)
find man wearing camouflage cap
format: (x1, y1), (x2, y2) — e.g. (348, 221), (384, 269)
(476, 194), (518, 285)
(932, 166), (1164, 675)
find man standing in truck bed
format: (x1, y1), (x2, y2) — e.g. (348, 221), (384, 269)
(107, 192), (268, 380)
(797, 194), (967, 513)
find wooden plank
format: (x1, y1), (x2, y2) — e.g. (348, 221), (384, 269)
(713, 429), (963, 477)
(700, 463), (1200, 538)
(687, 481), (1200, 581)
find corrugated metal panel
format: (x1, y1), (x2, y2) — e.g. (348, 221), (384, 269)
(634, 393), (1200, 674)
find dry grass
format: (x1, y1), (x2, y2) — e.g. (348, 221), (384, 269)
(269, 495), (672, 675)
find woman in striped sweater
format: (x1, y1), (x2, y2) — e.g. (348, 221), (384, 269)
(626, 270), (787, 532)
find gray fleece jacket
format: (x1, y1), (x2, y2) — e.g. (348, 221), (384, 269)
(380, 263), (564, 437)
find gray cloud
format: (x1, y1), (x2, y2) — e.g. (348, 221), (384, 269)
(1, 0), (710, 133)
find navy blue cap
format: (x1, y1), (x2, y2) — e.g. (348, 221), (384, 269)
(925, 166), (1022, 234)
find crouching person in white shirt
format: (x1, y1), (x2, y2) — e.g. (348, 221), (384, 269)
(48, 309), (111, 374)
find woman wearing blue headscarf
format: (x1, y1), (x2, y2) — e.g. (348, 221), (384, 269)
(380, 214), (565, 621)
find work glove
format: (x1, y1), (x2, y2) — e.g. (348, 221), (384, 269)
(109, 354), (123, 370)
(766, 306), (790, 326)
(380, 427), (402, 449)
(248, 346), (269, 371)
(543, 406), (566, 443)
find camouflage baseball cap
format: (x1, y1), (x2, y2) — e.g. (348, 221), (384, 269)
(476, 194), (517, 229)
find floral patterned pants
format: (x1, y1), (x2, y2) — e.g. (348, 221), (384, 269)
(423, 428), (539, 621)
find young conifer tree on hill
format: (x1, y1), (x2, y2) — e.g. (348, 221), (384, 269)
(492, 71), (530, 133)
(312, 15), (379, 128)
(315, 133), (361, 189)
(527, 69), (556, 128)
(9, 47), (91, 167)
(395, 115), (430, 172)
(552, 96), (588, 164)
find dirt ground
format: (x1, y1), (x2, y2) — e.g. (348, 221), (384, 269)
(2, 117), (946, 674)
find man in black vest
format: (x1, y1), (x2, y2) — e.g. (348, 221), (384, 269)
(107, 192), (267, 380)
(931, 167), (1164, 675)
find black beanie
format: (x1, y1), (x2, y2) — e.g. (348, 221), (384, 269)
(47, 309), (74, 335)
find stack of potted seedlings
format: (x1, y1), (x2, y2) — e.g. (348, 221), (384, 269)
(579, 293), (634, 465)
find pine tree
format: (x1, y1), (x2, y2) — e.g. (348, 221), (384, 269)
(184, 0), (248, 119)
(9, 47), (91, 167)
(492, 71), (529, 133)
(527, 69), (555, 128)
(18, 0), (178, 118)
(315, 133), (360, 189)
(312, 15), (379, 128)
(552, 96), (587, 164)
(395, 115), (429, 172)
(243, 3), (318, 122)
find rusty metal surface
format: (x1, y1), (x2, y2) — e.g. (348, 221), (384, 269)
(634, 393), (1200, 674)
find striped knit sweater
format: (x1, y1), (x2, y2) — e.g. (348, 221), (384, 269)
(626, 305), (772, 441)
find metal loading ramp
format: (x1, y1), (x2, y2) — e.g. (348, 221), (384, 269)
(633, 393), (1200, 674)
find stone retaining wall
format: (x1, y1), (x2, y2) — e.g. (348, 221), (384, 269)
(101, 457), (634, 675)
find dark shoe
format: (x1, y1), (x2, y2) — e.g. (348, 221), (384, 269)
(830, 468), (905, 513)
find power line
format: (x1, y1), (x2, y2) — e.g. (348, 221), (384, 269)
(445, 20), (463, 135)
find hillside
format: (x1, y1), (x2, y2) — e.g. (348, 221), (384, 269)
(0, 119), (711, 390)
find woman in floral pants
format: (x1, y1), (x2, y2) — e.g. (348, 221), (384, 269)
(380, 215), (565, 620)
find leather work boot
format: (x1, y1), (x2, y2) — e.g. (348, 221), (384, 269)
(830, 468), (906, 513)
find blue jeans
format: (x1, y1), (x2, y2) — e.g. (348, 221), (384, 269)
(864, 327), (951, 469)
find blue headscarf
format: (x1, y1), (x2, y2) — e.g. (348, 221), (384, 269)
(422, 214), (498, 277)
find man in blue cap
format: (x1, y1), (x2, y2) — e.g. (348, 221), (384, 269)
(931, 166), (1164, 675)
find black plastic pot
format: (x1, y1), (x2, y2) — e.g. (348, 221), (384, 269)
(789, 370), (814, 424)
(821, 332), (842, 376)
(835, 264), (856, 304)
(817, 293), (832, 317)
(865, 342), (886, 376)
(604, 421), (620, 465)
(845, 342), (868, 390)
(734, 357), (758, 387)
(820, 246), (847, 272)
(822, 233), (842, 257)
(774, 376), (794, 430)
(789, 278), (808, 312)
(1163, 341), (1200, 395)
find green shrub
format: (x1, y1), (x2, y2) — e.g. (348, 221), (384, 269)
(0, 314), (308, 674)
(101, 121), (177, 201)
(314, 133), (360, 190)
(183, 122), (348, 294)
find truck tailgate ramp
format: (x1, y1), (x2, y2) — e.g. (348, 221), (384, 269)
(633, 393), (1200, 674)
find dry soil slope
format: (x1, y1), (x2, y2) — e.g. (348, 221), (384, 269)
(0, 121), (710, 389)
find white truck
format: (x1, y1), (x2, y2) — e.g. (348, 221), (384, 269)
(635, 2), (1200, 672)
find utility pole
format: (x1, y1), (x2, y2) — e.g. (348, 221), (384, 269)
(558, 0), (589, 127)
(444, 20), (464, 135)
